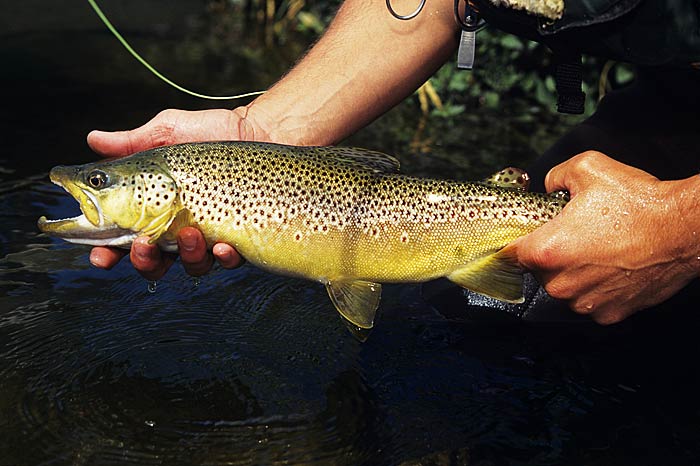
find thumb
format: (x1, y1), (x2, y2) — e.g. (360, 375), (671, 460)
(507, 216), (563, 272)
(87, 112), (178, 158)
(504, 236), (530, 269)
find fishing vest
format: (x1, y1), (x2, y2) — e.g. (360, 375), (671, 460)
(471, 0), (700, 113)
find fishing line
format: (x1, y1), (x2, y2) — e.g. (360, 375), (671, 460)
(87, 0), (266, 100)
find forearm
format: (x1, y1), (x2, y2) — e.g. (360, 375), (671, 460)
(240, 0), (459, 145)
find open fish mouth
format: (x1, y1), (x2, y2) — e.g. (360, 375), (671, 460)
(37, 214), (136, 246)
(37, 174), (136, 247)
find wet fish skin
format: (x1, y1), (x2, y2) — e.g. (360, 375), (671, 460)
(38, 142), (568, 330)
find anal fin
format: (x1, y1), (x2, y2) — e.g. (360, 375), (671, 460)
(447, 246), (524, 303)
(325, 280), (382, 330)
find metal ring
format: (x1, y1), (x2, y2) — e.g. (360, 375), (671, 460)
(453, 0), (487, 32)
(386, 0), (427, 20)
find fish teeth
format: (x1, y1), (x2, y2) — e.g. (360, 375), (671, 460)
(38, 215), (82, 224)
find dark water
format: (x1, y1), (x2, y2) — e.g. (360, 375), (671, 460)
(2, 2), (700, 465)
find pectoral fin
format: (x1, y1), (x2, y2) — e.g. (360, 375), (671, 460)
(447, 246), (524, 303)
(325, 280), (382, 329)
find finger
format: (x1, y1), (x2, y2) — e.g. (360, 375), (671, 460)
(90, 247), (128, 270)
(590, 306), (630, 325)
(213, 243), (244, 269)
(130, 236), (175, 281)
(543, 151), (601, 195)
(177, 227), (214, 276)
(543, 160), (575, 195)
(544, 151), (617, 195)
(86, 112), (178, 158)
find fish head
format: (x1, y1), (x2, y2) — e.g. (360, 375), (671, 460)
(37, 154), (181, 247)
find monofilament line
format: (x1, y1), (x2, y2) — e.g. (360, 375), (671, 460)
(87, 0), (266, 100)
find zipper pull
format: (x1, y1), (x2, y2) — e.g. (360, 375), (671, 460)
(456, 1), (480, 70)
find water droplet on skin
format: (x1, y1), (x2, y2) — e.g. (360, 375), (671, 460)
(601, 207), (609, 216)
(585, 303), (594, 311)
(625, 270), (632, 277)
(613, 221), (621, 231)
(192, 277), (201, 287)
(147, 281), (157, 293)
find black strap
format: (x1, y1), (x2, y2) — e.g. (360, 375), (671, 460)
(553, 52), (586, 114)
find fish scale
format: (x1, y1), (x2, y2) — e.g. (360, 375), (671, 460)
(38, 141), (568, 333)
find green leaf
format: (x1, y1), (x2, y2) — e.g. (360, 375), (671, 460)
(483, 91), (500, 107)
(433, 104), (466, 117)
(499, 35), (523, 51)
(535, 79), (555, 106)
(296, 11), (325, 35)
(545, 75), (556, 92)
(448, 73), (470, 92)
(615, 64), (635, 84)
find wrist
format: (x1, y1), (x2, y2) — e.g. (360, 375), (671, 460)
(232, 99), (329, 146)
(668, 175), (700, 276)
(230, 104), (273, 143)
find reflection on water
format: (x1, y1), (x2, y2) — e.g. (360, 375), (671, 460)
(3, 3), (700, 465)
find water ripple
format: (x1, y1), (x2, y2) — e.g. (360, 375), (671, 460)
(0, 248), (379, 464)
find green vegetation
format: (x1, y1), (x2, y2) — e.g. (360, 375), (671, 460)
(197, 1), (635, 118)
(426, 29), (635, 118)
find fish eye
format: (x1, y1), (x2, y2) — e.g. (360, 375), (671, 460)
(87, 170), (109, 189)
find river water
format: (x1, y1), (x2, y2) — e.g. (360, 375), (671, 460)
(2, 2), (700, 465)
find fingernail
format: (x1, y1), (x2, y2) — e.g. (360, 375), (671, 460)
(87, 130), (107, 142)
(89, 251), (102, 267)
(181, 234), (198, 252)
(134, 238), (153, 260)
(213, 244), (230, 260)
(219, 249), (232, 261)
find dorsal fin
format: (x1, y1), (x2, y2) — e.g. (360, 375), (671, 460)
(482, 167), (530, 191)
(311, 146), (401, 173)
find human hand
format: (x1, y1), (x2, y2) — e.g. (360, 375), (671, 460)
(514, 151), (700, 324)
(87, 108), (265, 279)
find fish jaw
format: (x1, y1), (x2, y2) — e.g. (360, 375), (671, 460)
(37, 214), (137, 247)
(49, 165), (103, 227)
(37, 165), (135, 247)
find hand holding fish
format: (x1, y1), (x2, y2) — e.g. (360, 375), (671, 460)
(86, 108), (256, 278)
(514, 151), (700, 324)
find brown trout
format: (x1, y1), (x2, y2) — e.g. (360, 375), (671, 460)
(38, 142), (568, 330)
